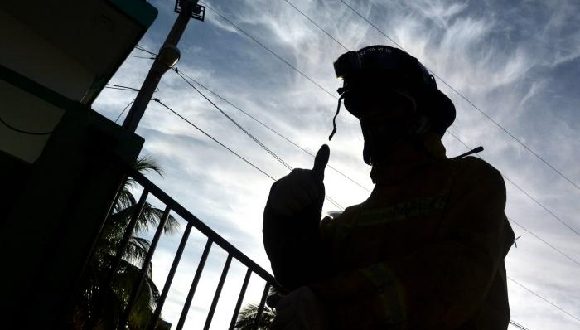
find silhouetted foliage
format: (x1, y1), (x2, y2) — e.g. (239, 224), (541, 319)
(235, 303), (276, 329)
(71, 157), (178, 329)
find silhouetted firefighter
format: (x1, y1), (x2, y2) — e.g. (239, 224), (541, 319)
(263, 46), (515, 329)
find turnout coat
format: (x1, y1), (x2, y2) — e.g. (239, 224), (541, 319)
(263, 139), (515, 330)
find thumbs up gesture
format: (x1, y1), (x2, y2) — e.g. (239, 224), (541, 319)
(266, 145), (330, 217)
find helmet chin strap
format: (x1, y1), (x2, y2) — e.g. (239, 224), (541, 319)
(328, 95), (344, 141)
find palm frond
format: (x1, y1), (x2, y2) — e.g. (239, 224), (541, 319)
(134, 156), (163, 177)
(123, 236), (151, 265)
(235, 303), (276, 329)
(73, 154), (176, 329)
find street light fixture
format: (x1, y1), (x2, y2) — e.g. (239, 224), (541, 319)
(158, 45), (181, 69)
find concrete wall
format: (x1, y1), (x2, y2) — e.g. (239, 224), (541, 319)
(0, 80), (65, 163)
(0, 9), (96, 101)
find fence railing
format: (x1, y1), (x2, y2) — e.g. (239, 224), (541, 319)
(94, 168), (279, 330)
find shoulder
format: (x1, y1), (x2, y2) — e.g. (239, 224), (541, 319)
(449, 156), (504, 186)
(441, 156), (506, 202)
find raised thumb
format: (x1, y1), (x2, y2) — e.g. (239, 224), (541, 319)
(312, 144), (330, 181)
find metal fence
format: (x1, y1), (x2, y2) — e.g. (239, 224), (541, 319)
(96, 168), (279, 330)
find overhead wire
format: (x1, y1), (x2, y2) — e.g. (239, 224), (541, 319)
(448, 130), (580, 266)
(136, 45), (371, 192)
(338, 0), (580, 193)
(104, 81), (160, 124)
(173, 67), (293, 170)
(135, 45), (157, 57)
(153, 97), (276, 180)
(172, 68), (344, 209)
(172, 66), (372, 193)
(509, 320), (531, 330)
(280, 0), (349, 52)
(109, 84), (141, 92)
(104, 86), (130, 91)
(152, 97), (344, 210)
(201, 2), (337, 99)
(115, 99), (135, 124)
(508, 275), (580, 324)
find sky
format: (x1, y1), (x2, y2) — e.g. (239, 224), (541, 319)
(93, 0), (580, 329)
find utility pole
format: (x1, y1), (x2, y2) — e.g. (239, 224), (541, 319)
(122, 0), (205, 132)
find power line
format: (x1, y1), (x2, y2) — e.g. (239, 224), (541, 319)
(510, 320), (530, 330)
(448, 130), (580, 238)
(153, 97), (344, 210)
(171, 65), (372, 193)
(280, 0), (349, 51)
(135, 45), (371, 192)
(448, 130), (580, 264)
(153, 98), (276, 181)
(508, 276), (580, 324)
(106, 84), (141, 92)
(115, 99), (135, 124)
(172, 68), (343, 209)
(104, 82), (156, 124)
(338, 0), (580, 194)
(202, 2), (337, 99)
(338, 0), (400, 47)
(135, 45), (157, 57)
(173, 67), (293, 170)
(503, 173), (580, 236)
(104, 86), (130, 91)
(509, 218), (580, 267)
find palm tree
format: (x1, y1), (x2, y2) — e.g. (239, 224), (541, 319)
(72, 157), (179, 329)
(235, 304), (276, 329)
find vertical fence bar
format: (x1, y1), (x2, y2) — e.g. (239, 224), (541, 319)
(229, 268), (253, 330)
(146, 222), (193, 330)
(119, 205), (171, 329)
(253, 282), (272, 329)
(106, 189), (149, 285)
(176, 238), (214, 330)
(203, 254), (234, 330)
